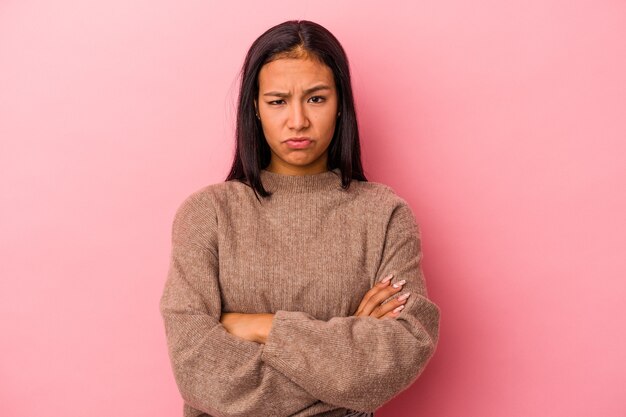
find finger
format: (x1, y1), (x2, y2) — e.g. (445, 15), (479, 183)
(355, 274), (393, 316)
(377, 291), (411, 319)
(360, 278), (406, 316)
(354, 273), (393, 316)
(380, 304), (405, 319)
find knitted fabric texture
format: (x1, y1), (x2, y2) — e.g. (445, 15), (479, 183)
(159, 168), (441, 417)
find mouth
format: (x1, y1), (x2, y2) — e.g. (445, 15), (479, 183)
(284, 137), (312, 149)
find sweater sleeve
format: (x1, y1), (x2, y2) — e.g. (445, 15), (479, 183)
(159, 193), (323, 417)
(260, 199), (441, 412)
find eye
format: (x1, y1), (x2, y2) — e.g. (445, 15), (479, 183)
(308, 96), (326, 103)
(268, 99), (285, 105)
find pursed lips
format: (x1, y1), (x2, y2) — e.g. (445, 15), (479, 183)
(284, 137), (313, 148)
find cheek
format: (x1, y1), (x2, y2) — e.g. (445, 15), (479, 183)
(318, 112), (338, 136)
(321, 101), (338, 128)
(260, 117), (281, 139)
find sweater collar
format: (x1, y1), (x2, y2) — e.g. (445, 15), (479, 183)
(259, 168), (343, 194)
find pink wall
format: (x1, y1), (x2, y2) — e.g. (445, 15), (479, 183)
(1, 1), (625, 416)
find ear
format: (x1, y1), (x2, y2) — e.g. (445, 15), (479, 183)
(253, 99), (261, 120)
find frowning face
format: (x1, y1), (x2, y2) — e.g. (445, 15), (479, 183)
(255, 57), (339, 175)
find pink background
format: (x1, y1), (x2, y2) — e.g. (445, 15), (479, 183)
(1, 1), (625, 416)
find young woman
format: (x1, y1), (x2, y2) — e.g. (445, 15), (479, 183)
(160, 20), (440, 417)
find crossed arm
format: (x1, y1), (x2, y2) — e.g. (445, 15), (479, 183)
(220, 274), (412, 344)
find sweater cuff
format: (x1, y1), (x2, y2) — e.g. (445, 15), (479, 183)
(261, 310), (309, 364)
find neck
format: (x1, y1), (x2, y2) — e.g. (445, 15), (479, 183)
(266, 156), (329, 176)
(260, 167), (343, 194)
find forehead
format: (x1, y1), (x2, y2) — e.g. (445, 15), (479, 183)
(258, 58), (335, 89)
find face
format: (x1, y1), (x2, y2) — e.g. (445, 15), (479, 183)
(255, 57), (339, 175)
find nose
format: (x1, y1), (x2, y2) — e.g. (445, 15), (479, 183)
(286, 101), (309, 131)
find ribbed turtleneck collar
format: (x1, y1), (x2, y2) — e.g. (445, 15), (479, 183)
(259, 168), (343, 194)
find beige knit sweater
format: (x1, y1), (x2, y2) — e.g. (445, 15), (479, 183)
(159, 168), (440, 417)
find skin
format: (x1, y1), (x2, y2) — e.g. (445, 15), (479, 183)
(219, 56), (410, 344)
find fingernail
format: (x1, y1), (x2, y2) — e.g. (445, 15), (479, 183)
(392, 279), (406, 289)
(397, 292), (411, 302)
(380, 274), (393, 284)
(392, 305), (405, 314)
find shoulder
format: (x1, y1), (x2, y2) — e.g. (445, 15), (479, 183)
(174, 179), (248, 216)
(170, 179), (247, 246)
(351, 179), (420, 232)
(352, 179), (414, 213)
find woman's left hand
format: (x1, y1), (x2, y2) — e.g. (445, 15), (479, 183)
(220, 312), (274, 344)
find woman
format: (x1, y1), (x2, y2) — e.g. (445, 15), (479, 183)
(160, 20), (440, 417)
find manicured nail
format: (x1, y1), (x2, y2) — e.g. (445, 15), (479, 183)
(392, 305), (405, 314)
(380, 274), (393, 284)
(397, 292), (411, 302)
(392, 279), (406, 289)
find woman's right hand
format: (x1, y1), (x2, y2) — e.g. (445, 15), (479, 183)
(352, 274), (411, 319)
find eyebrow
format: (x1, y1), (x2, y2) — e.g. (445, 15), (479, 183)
(262, 84), (332, 97)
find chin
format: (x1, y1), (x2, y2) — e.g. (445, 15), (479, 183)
(284, 157), (315, 166)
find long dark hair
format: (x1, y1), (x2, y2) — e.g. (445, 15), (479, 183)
(225, 19), (367, 199)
